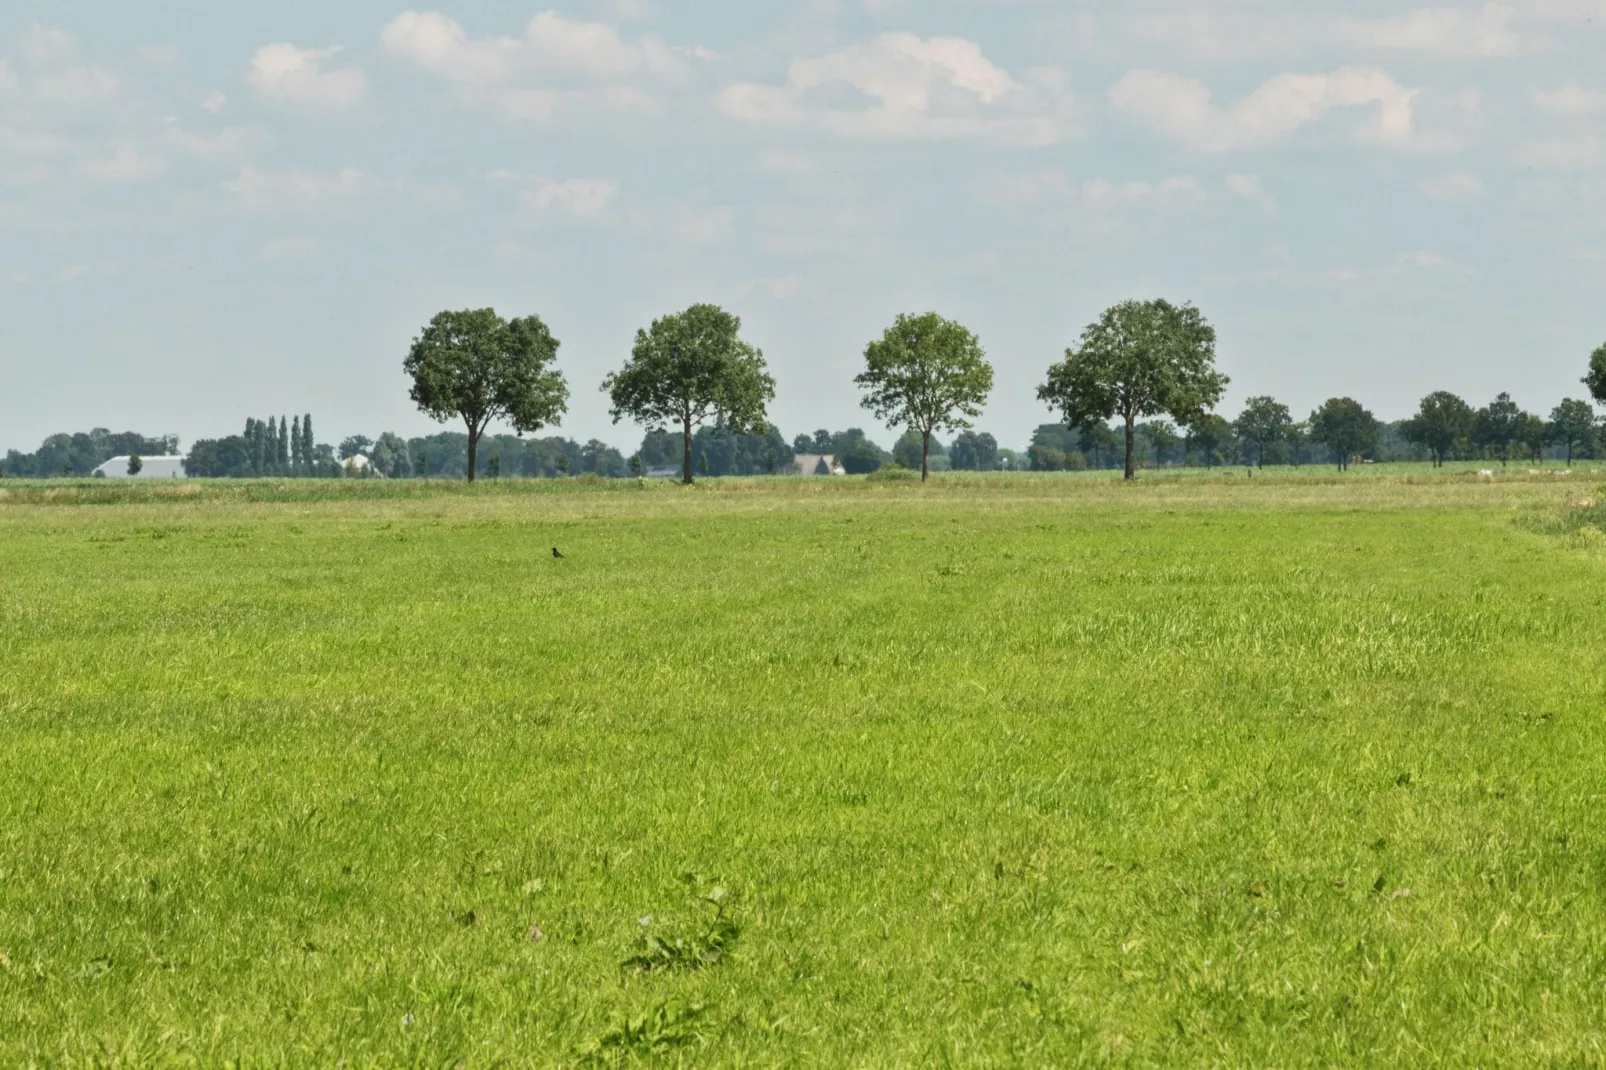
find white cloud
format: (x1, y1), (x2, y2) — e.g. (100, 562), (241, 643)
(1226, 173), (1275, 212)
(225, 166), (367, 210)
(164, 122), (264, 159)
(1076, 4), (1579, 62)
(79, 143), (164, 183)
(247, 44), (367, 109)
(22, 25), (77, 66)
(1533, 84), (1606, 116)
(1419, 171), (1484, 200)
(1353, 5), (1535, 57)
(719, 34), (1079, 146)
(1110, 67), (1417, 152)
(489, 171), (621, 224)
(32, 65), (118, 104)
(982, 171), (1208, 232)
(1400, 250), (1448, 268)
(203, 90), (227, 114)
(380, 10), (698, 121)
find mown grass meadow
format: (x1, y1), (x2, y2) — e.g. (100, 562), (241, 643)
(2, 469), (1605, 1065)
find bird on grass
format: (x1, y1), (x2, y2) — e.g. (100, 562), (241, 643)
(552, 547), (564, 559)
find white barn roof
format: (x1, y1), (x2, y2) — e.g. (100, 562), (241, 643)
(93, 456), (189, 479)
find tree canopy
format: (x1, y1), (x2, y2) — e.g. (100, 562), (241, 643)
(856, 313), (993, 482)
(1404, 391), (1474, 467)
(1473, 392), (1523, 467)
(1550, 399), (1596, 466)
(1310, 397), (1378, 471)
(603, 304), (774, 485)
(1038, 299), (1227, 480)
(403, 308), (569, 483)
(1586, 343), (1606, 406)
(1234, 396), (1292, 468)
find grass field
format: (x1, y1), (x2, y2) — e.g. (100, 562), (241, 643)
(3, 468), (1605, 1065)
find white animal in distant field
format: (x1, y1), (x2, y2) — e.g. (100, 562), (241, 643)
(1479, 470), (1495, 479)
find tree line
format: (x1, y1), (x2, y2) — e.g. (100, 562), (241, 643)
(400, 300), (1606, 483)
(6, 306), (1604, 482)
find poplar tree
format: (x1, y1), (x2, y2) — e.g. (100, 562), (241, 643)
(291, 416), (303, 472)
(302, 415), (315, 474)
(277, 416), (290, 471)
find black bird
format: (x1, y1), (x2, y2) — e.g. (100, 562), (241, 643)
(552, 547), (564, 559)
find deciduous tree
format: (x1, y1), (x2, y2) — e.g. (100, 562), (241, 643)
(1474, 392), (1522, 468)
(1310, 398), (1378, 471)
(857, 313), (993, 482)
(1550, 399), (1595, 466)
(1234, 396), (1292, 468)
(1039, 300), (1227, 480)
(603, 304), (773, 485)
(1586, 343), (1606, 406)
(1404, 391), (1474, 468)
(404, 308), (569, 483)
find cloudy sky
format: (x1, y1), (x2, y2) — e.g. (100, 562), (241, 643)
(2, 0), (1605, 453)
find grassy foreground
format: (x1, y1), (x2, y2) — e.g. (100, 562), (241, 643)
(2, 471), (1605, 1065)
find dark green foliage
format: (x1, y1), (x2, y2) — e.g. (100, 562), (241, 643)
(1235, 397), (1292, 468)
(949, 431), (999, 471)
(893, 429), (947, 471)
(126, 454), (142, 476)
(1518, 413), (1550, 464)
(1310, 398), (1380, 471)
(604, 303), (774, 485)
(1040, 299), (1228, 480)
(1, 429), (175, 478)
(1137, 420), (1180, 468)
(339, 435), (373, 461)
(857, 312), (993, 482)
(1404, 392), (1474, 467)
(622, 887), (740, 973)
(404, 308), (569, 483)
(1473, 392), (1523, 468)
(690, 423), (793, 477)
(1585, 343), (1606, 406)
(577, 1003), (709, 1064)
(1549, 399), (1596, 466)
(1184, 414), (1236, 467)
(638, 431), (682, 467)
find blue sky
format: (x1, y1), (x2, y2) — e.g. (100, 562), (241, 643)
(2, 0), (1604, 453)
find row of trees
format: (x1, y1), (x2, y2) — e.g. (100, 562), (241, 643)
(184, 415), (337, 478)
(400, 299), (1606, 483)
(1, 429), (178, 478)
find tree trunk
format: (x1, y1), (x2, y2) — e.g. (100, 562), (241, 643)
(682, 416), (694, 485)
(921, 428), (931, 483)
(1123, 413), (1136, 481)
(466, 423), (479, 483)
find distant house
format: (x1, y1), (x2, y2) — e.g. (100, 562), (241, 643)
(92, 456), (189, 479)
(792, 453), (846, 476)
(645, 465), (682, 479)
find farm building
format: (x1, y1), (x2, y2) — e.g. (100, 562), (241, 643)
(792, 454), (846, 476)
(92, 456), (189, 478)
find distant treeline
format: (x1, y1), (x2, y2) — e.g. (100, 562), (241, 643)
(5, 396), (1602, 481)
(2, 429), (179, 478)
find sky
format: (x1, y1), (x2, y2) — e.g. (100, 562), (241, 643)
(2, 0), (1605, 454)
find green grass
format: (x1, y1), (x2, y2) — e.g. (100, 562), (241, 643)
(2, 471), (1605, 1065)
